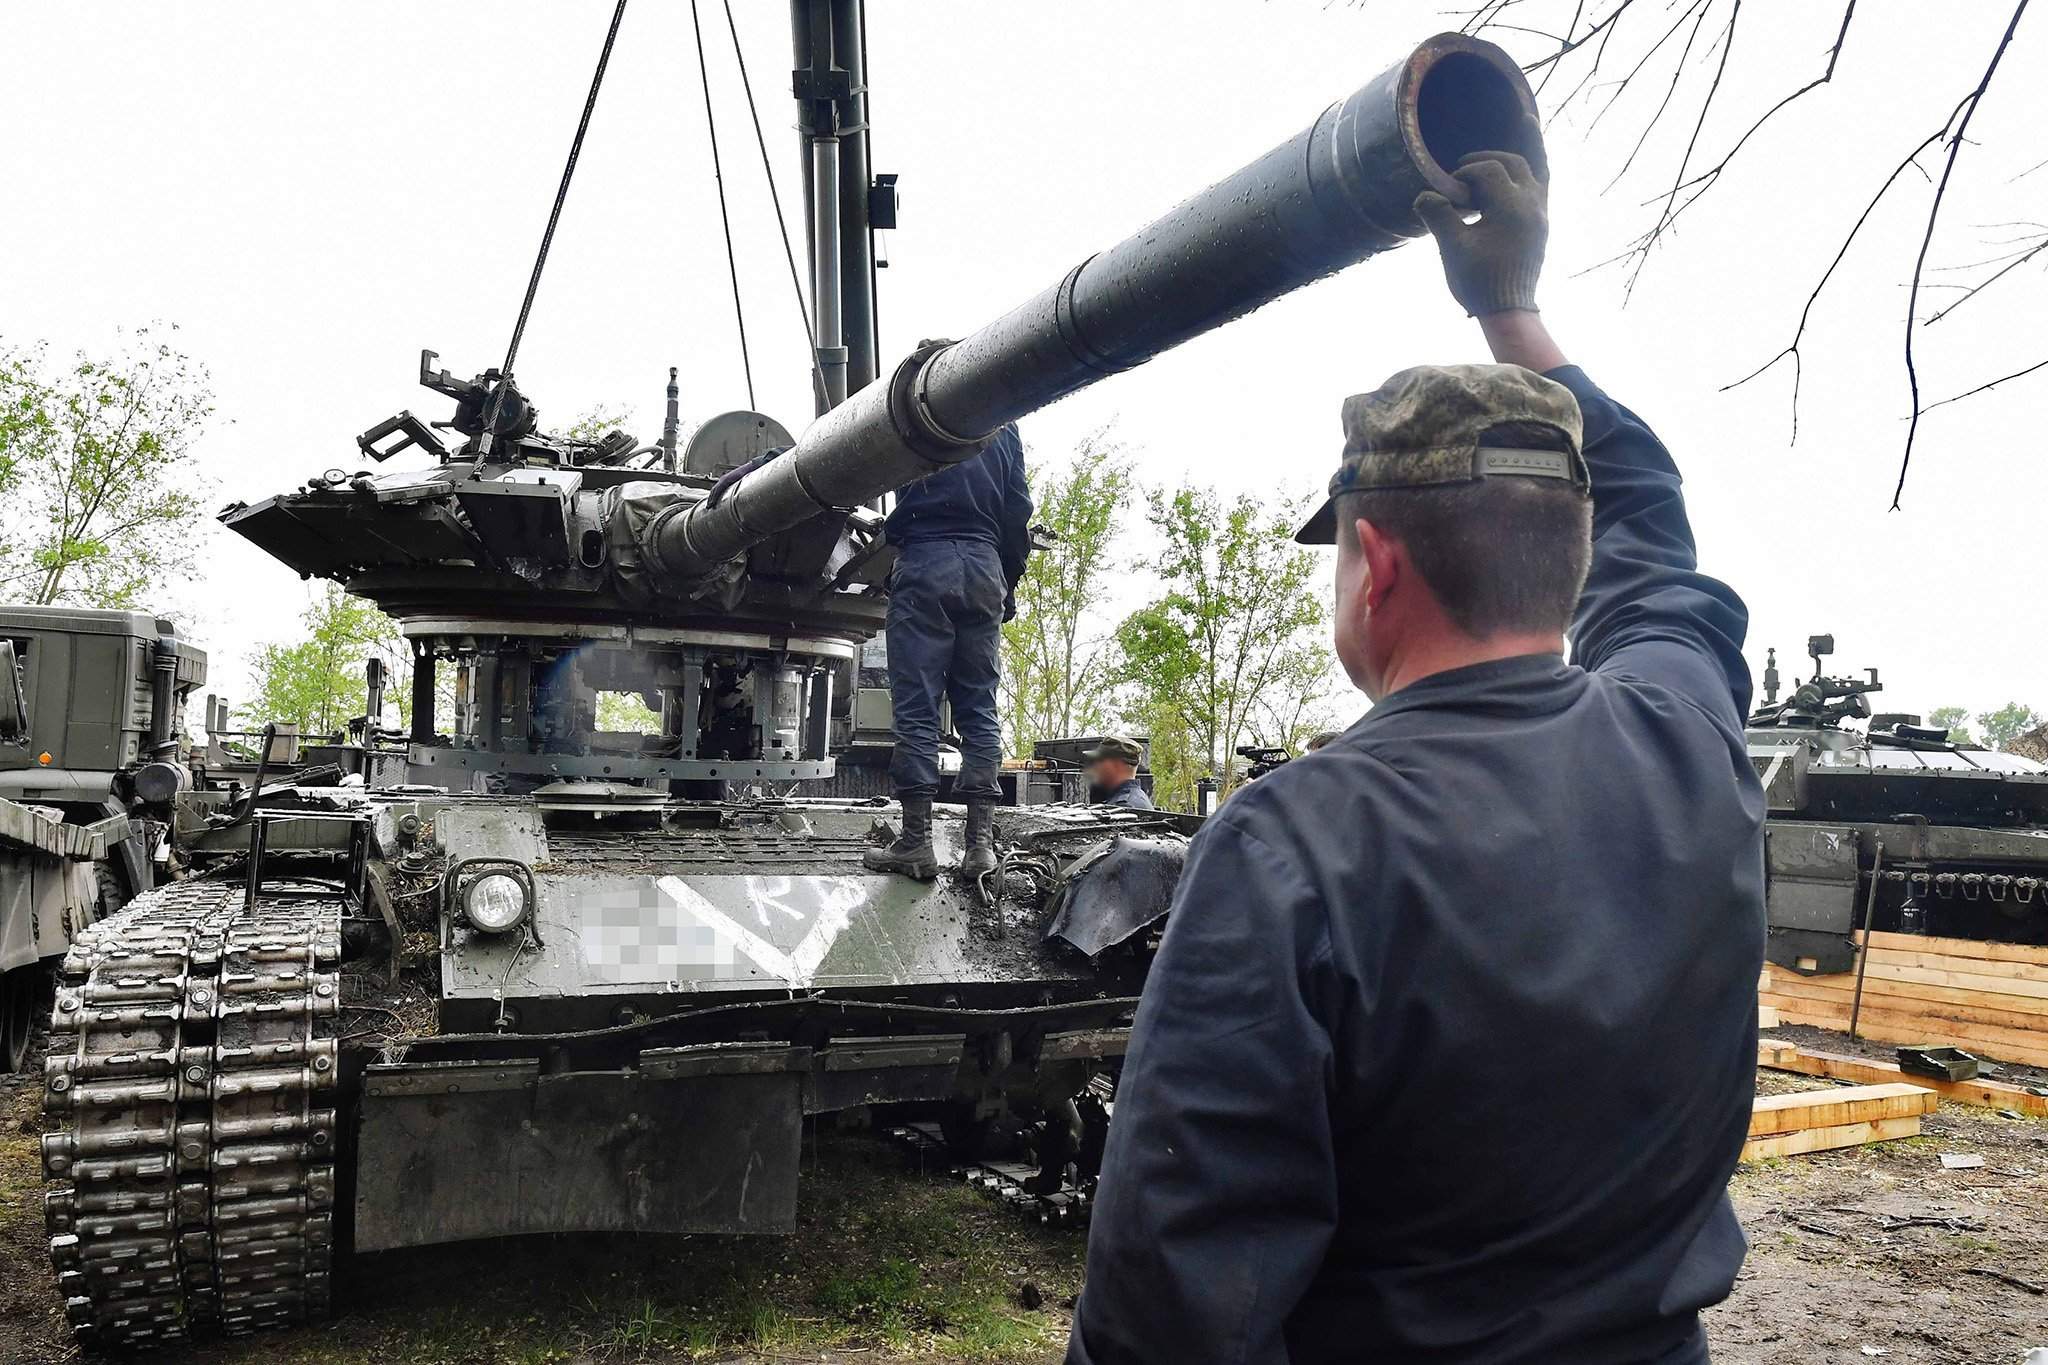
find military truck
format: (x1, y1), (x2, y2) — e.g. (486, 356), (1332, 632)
(0, 610), (209, 1069)
(0, 605), (208, 909)
(1748, 634), (2048, 974)
(40, 16), (1542, 1349)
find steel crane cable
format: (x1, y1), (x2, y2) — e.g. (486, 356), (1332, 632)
(477, 0), (631, 465)
(689, 0), (756, 409)
(719, 0), (829, 413)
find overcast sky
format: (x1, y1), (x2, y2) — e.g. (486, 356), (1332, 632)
(1, 2), (2040, 728)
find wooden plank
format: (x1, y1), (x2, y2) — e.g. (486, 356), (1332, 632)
(1757, 1004), (1780, 1029)
(1853, 961), (2048, 1003)
(1865, 932), (2048, 968)
(1865, 946), (2048, 985)
(1761, 981), (2048, 1035)
(1757, 1039), (1799, 1068)
(1759, 971), (2048, 1025)
(1760, 993), (2048, 1061)
(1763, 1002), (2048, 1066)
(1765, 1005), (2048, 1069)
(1753, 1002), (2048, 1064)
(1758, 1045), (2048, 1118)
(1741, 1114), (1921, 1162)
(1748, 1082), (1937, 1137)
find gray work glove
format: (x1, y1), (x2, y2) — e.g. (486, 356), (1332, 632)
(1413, 132), (1549, 317)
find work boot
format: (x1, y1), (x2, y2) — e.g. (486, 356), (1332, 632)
(958, 799), (998, 881)
(864, 795), (937, 880)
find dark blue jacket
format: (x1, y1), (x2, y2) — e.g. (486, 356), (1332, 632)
(1098, 777), (1155, 811)
(884, 424), (1033, 585)
(1069, 368), (1765, 1365)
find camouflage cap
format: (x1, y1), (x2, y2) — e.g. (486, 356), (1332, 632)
(1294, 364), (1588, 545)
(1082, 736), (1143, 765)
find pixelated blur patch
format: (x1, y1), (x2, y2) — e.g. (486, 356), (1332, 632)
(576, 880), (743, 979)
(573, 875), (867, 986)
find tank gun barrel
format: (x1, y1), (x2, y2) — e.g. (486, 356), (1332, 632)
(652, 33), (1538, 577)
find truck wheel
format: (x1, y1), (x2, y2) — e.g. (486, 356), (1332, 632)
(0, 965), (34, 1072)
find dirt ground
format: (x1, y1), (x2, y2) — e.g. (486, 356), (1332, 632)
(4, 1026), (2045, 1365)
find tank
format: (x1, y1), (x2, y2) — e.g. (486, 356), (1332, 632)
(1747, 634), (2048, 976)
(38, 18), (1542, 1350)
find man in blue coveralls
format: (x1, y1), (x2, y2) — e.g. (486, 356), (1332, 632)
(1068, 139), (1766, 1363)
(864, 423), (1033, 881)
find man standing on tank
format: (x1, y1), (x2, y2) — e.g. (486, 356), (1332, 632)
(1068, 137), (1765, 1363)
(864, 423), (1033, 881)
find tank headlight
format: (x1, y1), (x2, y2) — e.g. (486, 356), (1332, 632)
(463, 871), (529, 934)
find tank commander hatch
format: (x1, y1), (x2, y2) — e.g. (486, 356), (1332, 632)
(1084, 737), (1154, 811)
(1069, 130), (1765, 1365)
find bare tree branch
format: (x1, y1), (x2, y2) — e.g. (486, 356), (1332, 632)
(1894, 0), (2031, 509)
(1602, 0), (1714, 196)
(1473, 0), (2041, 479)
(1919, 356), (2048, 414)
(1621, 0), (1743, 300)
(1584, 0), (1709, 135)
(1637, 2), (1855, 228)
(1519, 0), (1638, 75)
(1923, 230), (2048, 324)
(1719, 127), (1946, 442)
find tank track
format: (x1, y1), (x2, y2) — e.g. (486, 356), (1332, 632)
(40, 878), (342, 1350)
(888, 1121), (1095, 1227)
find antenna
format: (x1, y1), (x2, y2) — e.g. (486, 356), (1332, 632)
(661, 367), (681, 472)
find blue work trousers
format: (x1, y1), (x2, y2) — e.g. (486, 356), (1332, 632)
(886, 538), (1004, 800)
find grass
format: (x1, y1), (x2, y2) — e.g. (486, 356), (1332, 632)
(0, 1116), (1083, 1365)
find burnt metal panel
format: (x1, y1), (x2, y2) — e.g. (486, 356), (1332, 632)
(1763, 823), (1861, 933)
(1749, 741), (1810, 814)
(354, 1046), (805, 1250)
(453, 479), (575, 565)
(1763, 823), (1861, 974)
(803, 1033), (965, 1113)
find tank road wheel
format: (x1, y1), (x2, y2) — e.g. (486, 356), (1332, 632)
(95, 861), (129, 918)
(0, 964), (37, 1072)
(40, 881), (342, 1350)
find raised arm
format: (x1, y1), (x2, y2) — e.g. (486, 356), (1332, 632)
(1068, 813), (1338, 1365)
(1416, 139), (1752, 723)
(994, 423), (1033, 588)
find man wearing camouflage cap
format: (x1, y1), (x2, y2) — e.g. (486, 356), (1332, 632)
(1072, 142), (1763, 1364)
(1082, 737), (1154, 811)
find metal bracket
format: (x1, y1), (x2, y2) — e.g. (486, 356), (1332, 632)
(356, 410), (448, 464)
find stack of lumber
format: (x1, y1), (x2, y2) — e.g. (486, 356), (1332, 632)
(1759, 932), (2048, 1068)
(1758, 1039), (2048, 1118)
(1743, 1082), (1937, 1161)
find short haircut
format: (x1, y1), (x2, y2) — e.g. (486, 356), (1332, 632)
(1337, 424), (1591, 639)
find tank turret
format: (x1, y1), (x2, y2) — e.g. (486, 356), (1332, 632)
(220, 33), (1537, 794)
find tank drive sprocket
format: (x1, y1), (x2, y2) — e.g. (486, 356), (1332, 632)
(40, 880), (342, 1349)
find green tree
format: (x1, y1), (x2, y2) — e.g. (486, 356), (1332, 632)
(999, 430), (1130, 755)
(1979, 702), (2042, 752)
(242, 584), (407, 737)
(1246, 637), (1345, 758)
(0, 326), (214, 608)
(559, 403), (634, 443)
(1113, 483), (1333, 803)
(594, 690), (662, 734)
(1926, 705), (1975, 745)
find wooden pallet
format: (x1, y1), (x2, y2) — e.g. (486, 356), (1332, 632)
(1759, 933), (2048, 1068)
(1742, 1082), (1936, 1162)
